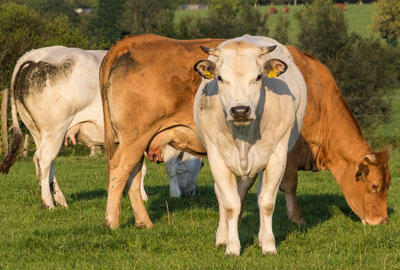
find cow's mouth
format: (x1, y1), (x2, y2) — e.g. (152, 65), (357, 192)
(231, 119), (253, 126)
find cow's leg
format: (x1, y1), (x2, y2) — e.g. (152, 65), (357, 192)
(139, 161), (148, 201)
(125, 157), (151, 228)
(257, 151), (287, 255)
(214, 183), (228, 247)
(33, 131), (65, 209)
(209, 151), (241, 256)
(280, 169), (305, 224)
(105, 140), (153, 229)
(49, 161), (68, 207)
(237, 176), (257, 216)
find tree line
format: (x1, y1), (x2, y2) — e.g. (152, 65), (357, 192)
(0, 0), (399, 139)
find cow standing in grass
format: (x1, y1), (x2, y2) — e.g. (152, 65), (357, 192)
(193, 35), (307, 255)
(0, 46), (202, 209)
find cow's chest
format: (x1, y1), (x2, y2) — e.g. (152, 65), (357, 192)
(214, 129), (278, 177)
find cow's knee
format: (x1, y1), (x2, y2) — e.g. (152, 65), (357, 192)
(259, 196), (275, 217)
(225, 202), (241, 220)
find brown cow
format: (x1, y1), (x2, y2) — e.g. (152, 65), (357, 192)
(282, 6), (289, 13)
(100, 34), (390, 229)
(100, 34), (223, 229)
(281, 46), (390, 225)
(269, 7), (278, 14)
(335, 3), (347, 11)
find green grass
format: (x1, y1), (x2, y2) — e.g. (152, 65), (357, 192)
(1, 152), (399, 269)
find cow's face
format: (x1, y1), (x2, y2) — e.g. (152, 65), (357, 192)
(176, 155), (204, 197)
(343, 151), (391, 225)
(195, 42), (287, 126)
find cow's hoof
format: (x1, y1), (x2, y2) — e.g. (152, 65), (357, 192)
(104, 218), (119, 229)
(262, 247), (277, 255)
(289, 215), (306, 225)
(135, 221), (154, 229)
(54, 195), (68, 208)
(216, 239), (226, 247)
(225, 243), (240, 256)
(41, 200), (55, 210)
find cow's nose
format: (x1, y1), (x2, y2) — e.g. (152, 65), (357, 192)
(230, 106), (251, 120)
(380, 217), (388, 225)
(182, 188), (195, 197)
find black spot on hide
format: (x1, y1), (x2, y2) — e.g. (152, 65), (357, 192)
(110, 51), (141, 77)
(14, 58), (75, 102)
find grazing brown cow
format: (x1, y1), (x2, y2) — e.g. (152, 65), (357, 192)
(269, 7), (278, 14)
(100, 34), (390, 229)
(335, 3), (347, 11)
(263, 14), (270, 20)
(282, 6), (289, 13)
(282, 46), (390, 225)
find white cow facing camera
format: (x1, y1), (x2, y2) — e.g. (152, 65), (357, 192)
(194, 35), (307, 255)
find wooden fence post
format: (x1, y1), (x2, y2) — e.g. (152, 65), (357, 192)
(1, 88), (9, 156)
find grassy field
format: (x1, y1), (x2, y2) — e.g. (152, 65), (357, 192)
(0, 152), (399, 269)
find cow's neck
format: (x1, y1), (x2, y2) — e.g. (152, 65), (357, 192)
(306, 81), (372, 184)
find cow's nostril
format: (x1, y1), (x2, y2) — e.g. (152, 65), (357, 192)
(230, 106), (251, 119)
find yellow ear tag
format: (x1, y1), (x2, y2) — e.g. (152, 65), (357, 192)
(204, 70), (214, 80)
(268, 68), (278, 78)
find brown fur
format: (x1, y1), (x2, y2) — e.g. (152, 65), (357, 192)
(282, 46), (390, 224)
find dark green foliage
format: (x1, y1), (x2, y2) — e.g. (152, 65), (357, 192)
(0, 3), (90, 90)
(295, 0), (348, 67)
(121, 0), (177, 37)
(88, 0), (124, 48)
(26, 0), (80, 26)
(273, 14), (291, 45)
(295, 0), (399, 132)
(175, 0), (269, 39)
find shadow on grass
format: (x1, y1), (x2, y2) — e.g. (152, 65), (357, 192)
(68, 189), (107, 202)
(130, 184), (362, 252)
(67, 183), (395, 254)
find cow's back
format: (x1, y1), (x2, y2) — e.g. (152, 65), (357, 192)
(12, 46), (107, 139)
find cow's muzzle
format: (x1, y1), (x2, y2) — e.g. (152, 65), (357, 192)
(229, 106), (253, 125)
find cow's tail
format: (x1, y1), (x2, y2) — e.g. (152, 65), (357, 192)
(0, 73), (23, 174)
(99, 50), (117, 168)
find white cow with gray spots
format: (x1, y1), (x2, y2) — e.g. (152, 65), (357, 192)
(194, 35), (307, 255)
(0, 46), (202, 209)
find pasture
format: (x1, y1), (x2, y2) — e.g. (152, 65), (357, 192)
(0, 151), (399, 269)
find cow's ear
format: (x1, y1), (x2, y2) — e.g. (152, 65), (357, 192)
(262, 59), (287, 78)
(356, 163), (369, 182)
(194, 60), (217, 80)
